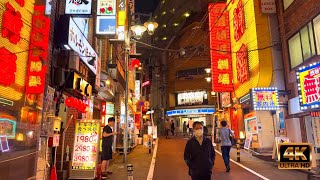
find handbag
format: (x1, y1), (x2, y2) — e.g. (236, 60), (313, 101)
(229, 129), (234, 143)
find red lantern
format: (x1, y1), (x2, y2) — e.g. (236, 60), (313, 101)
(131, 59), (140, 68)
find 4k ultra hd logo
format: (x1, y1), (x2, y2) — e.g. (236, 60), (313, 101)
(278, 143), (312, 169)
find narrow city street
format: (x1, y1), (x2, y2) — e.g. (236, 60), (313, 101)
(153, 137), (309, 180)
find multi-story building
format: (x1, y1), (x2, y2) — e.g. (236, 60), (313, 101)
(277, 0), (320, 166)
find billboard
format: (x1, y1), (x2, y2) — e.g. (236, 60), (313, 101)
(65, 0), (92, 15)
(251, 87), (279, 110)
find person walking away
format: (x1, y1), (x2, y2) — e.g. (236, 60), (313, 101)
(171, 120), (175, 136)
(101, 117), (118, 179)
(184, 121), (215, 180)
(183, 121), (187, 136)
(165, 119), (171, 139)
(188, 118), (194, 137)
(201, 121), (209, 137)
(218, 120), (234, 172)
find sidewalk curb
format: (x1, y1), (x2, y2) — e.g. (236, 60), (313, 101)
(147, 138), (159, 180)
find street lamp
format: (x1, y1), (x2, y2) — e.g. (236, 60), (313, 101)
(144, 20), (158, 35)
(130, 23), (147, 39)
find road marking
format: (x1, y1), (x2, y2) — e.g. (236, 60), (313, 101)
(147, 138), (159, 180)
(215, 150), (270, 180)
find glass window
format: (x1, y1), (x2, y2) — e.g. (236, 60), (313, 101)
(314, 15), (320, 55)
(300, 26), (312, 59)
(288, 33), (303, 68)
(283, 0), (294, 10)
(309, 22), (316, 55)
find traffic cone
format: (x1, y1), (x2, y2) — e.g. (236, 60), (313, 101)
(50, 165), (57, 180)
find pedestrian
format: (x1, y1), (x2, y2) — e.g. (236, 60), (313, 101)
(201, 121), (209, 137)
(218, 120), (234, 172)
(165, 119), (171, 139)
(183, 121), (187, 136)
(188, 118), (194, 136)
(101, 117), (118, 179)
(171, 120), (175, 136)
(184, 121), (215, 180)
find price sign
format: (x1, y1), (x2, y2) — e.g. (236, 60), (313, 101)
(72, 121), (100, 170)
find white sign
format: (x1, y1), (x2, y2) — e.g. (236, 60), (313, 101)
(260, 0), (276, 13)
(117, 26), (125, 40)
(73, 18), (89, 38)
(68, 18), (98, 74)
(65, 0), (92, 15)
(96, 16), (116, 35)
(53, 134), (60, 147)
(177, 91), (206, 106)
(45, 0), (52, 15)
(97, 0), (116, 16)
(135, 80), (140, 100)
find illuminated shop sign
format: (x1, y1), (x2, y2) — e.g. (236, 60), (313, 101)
(297, 62), (320, 110)
(177, 91), (206, 106)
(96, 16), (116, 35)
(72, 121), (100, 170)
(221, 92), (231, 107)
(142, 81), (150, 87)
(26, 6), (50, 94)
(118, 0), (126, 26)
(97, 0), (116, 16)
(0, 1), (34, 101)
(65, 97), (88, 113)
(229, 0), (273, 98)
(166, 108), (215, 116)
(68, 18), (98, 74)
(65, 0), (92, 15)
(45, 0), (52, 15)
(209, 2), (233, 92)
(0, 118), (16, 139)
(135, 80), (141, 100)
(251, 87), (279, 111)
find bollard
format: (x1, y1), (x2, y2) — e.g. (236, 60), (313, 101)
(236, 139), (240, 162)
(127, 164), (133, 180)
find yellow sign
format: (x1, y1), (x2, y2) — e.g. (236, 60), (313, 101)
(0, 0), (35, 101)
(72, 121), (100, 170)
(118, 10), (126, 26)
(228, 0), (273, 98)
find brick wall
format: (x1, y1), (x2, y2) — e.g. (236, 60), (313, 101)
(277, 0), (320, 99)
(64, 107), (79, 157)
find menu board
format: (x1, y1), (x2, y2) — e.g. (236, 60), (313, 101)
(72, 121), (100, 170)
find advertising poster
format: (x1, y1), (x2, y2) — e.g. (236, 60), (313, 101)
(97, 0), (116, 15)
(96, 16), (116, 35)
(252, 87), (279, 110)
(72, 121), (100, 170)
(65, 0), (92, 15)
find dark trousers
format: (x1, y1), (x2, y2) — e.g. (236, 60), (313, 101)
(191, 175), (211, 180)
(221, 146), (231, 168)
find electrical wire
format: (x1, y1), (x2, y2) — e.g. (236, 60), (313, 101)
(134, 40), (179, 52)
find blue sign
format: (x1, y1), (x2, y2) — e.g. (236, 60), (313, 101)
(166, 108), (215, 116)
(96, 16), (116, 35)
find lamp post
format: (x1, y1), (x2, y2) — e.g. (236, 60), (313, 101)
(123, 11), (158, 163)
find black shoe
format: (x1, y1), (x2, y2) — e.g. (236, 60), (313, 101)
(226, 166), (230, 173)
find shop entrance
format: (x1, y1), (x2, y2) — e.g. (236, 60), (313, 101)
(305, 116), (320, 165)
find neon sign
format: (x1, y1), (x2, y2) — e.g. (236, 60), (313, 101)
(2, 3), (23, 44)
(0, 48), (17, 86)
(26, 6), (50, 94)
(251, 87), (279, 111)
(209, 2), (233, 92)
(236, 44), (249, 83)
(297, 62), (320, 110)
(0, 118), (16, 139)
(233, 0), (245, 41)
(65, 97), (88, 113)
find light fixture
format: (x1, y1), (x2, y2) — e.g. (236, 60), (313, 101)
(173, 23), (179, 27)
(171, 8), (175, 13)
(205, 68), (211, 74)
(184, 12), (190, 17)
(162, 24), (167, 28)
(162, 37), (167, 40)
(205, 77), (211, 82)
(144, 20), (158, 35)
(162, 11), (166, 16)
(138, 66), (142, 70)
(211, 91), (216, 96)
(161, 0), (165, 4)
(105, 80), (111, 85)
(130, 23), (147, 39)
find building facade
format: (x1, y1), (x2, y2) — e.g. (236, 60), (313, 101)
(277, 0), (320, 166)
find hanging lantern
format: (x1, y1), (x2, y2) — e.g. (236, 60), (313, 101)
(131, 59), (141, 68)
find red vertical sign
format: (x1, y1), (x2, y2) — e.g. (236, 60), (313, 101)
(209, 3), (233, 92)
(25, 6), (50, 94)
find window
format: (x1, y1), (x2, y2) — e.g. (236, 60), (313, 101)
(288, 23), (316, 69)
(314, 15), (320, 55)
(283, 0), (294, 10)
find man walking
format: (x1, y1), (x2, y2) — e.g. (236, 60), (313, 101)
(218, 120), (234, 172)
(101, 117), (118, 178)
(188, 118), (194, 137)
(183, 121), (187, 136)
(184, 121), (215, 180)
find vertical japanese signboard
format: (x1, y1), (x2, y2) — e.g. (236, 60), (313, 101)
(209, 2), (233, 92)
(72, 121), (100, 170)
(26, 6), (50, 94)
(297, 62), (320, 110)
